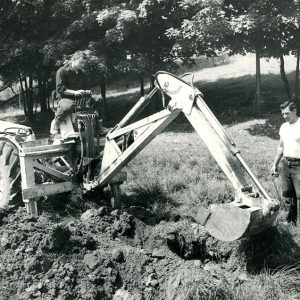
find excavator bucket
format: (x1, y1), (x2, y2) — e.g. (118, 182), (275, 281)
(204, 202), (279, 242)
(155, 71), (280, 241)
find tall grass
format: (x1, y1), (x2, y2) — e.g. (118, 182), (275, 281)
(234, 265), (300, 300)
(172, 265), (300, 300)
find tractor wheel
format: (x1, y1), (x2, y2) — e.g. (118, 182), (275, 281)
(0, 140), (22, 208)
(110, 184), (121, 209)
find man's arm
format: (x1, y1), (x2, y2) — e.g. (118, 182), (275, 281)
(271, 138), (284, 175)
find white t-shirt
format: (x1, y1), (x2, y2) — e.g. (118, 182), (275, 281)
(279, 118), (300, 158)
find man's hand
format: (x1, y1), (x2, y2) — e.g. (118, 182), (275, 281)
(271, 164), (279, 177)
(74, 89), (85, 96)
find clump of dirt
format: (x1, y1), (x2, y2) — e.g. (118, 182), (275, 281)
(0, 206), (295, 299)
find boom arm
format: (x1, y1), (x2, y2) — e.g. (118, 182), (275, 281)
(98, 71), (279, 241)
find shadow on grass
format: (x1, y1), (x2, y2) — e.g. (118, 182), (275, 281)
(244, 113), (282, 140)
(233, 225), (300, 273)
(105, 71), (291, 136)
(38, 188), (112, 218)
(121, 185), (182, 225)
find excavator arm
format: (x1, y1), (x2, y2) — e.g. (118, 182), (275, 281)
(98, 71), (279, 241)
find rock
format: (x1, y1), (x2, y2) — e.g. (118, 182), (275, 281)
(145, 265), (154, 274)
(98, 206), (107, 216)
(0, 232), (10, 248)
(145, 273), (157, 287)
(150, 279), (158, 287)
(25, 257), (42, 274)
(194, 260), (202, 267)
(25, 247), (34, 253)
(24, 215), (38, 223)
(111, 209), (121, 217)
(41, 257), (53, 273)
(83, 252), (100, 270)
(112, 249), (124, 262)
(80, 209), (97, 222)
(43, 224), (71, 251)
(151, 248), (166, 259)
(112, 214), (135, 237)
(113, 288), (135, 300)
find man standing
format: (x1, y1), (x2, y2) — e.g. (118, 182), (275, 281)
(50, 50), (108, 135)
(271, 101), (300, 224)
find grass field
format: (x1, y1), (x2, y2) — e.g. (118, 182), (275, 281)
(2, 54), (300, 299)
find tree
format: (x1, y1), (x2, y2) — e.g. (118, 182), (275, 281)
(0, 0), (98, 118)
(164, 0), (300, 116)
(93, 0), (187, 100)
(224, 0), (298, 115)
(166, 0), (231, 63)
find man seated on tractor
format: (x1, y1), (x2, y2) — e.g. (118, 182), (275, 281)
(50, 50), (109, 136)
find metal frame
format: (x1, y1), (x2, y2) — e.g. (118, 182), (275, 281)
(19, 141), (75, 216)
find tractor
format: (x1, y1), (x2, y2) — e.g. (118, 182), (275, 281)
(0, 71), (279, 242)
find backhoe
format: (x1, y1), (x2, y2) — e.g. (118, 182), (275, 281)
(0, 71), (279, 241)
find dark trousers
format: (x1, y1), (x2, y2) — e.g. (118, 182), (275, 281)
(55, 96), (102, 123)
(281, 157), (300, 223)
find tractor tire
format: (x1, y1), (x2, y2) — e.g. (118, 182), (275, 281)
(0, 140), (22, 208)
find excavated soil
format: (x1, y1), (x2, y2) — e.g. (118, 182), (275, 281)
(0, 204), (296, 300)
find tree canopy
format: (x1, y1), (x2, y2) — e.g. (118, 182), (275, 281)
(1, 0), (299, 117)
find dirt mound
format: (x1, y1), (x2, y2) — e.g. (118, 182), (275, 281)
(0, 206), (298, 300)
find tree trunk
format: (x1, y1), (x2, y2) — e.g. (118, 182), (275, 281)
(42, 79), (48, 110)
(46, 81), (51, 110)
(253, 50), (262, 117)
(24, 76), (29, 111)
(27, 74), (34, 119)
(140, 73), (144, 96)
(100, 75), (108, 121)
(149, 75), (160, 113)
(295, 50), (300, 112)
(37, 72), (42, 113)
(125, 67), (129, 89)
(37, 69), (47, 112)
(280, 54), (291, 99)
(18, 73), (27, 115)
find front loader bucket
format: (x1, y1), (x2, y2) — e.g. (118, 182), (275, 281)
(204, 202), (279, 242)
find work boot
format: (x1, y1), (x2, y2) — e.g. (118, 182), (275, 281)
(98, 119), (111, 135)
(50, 119), (59, 135)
